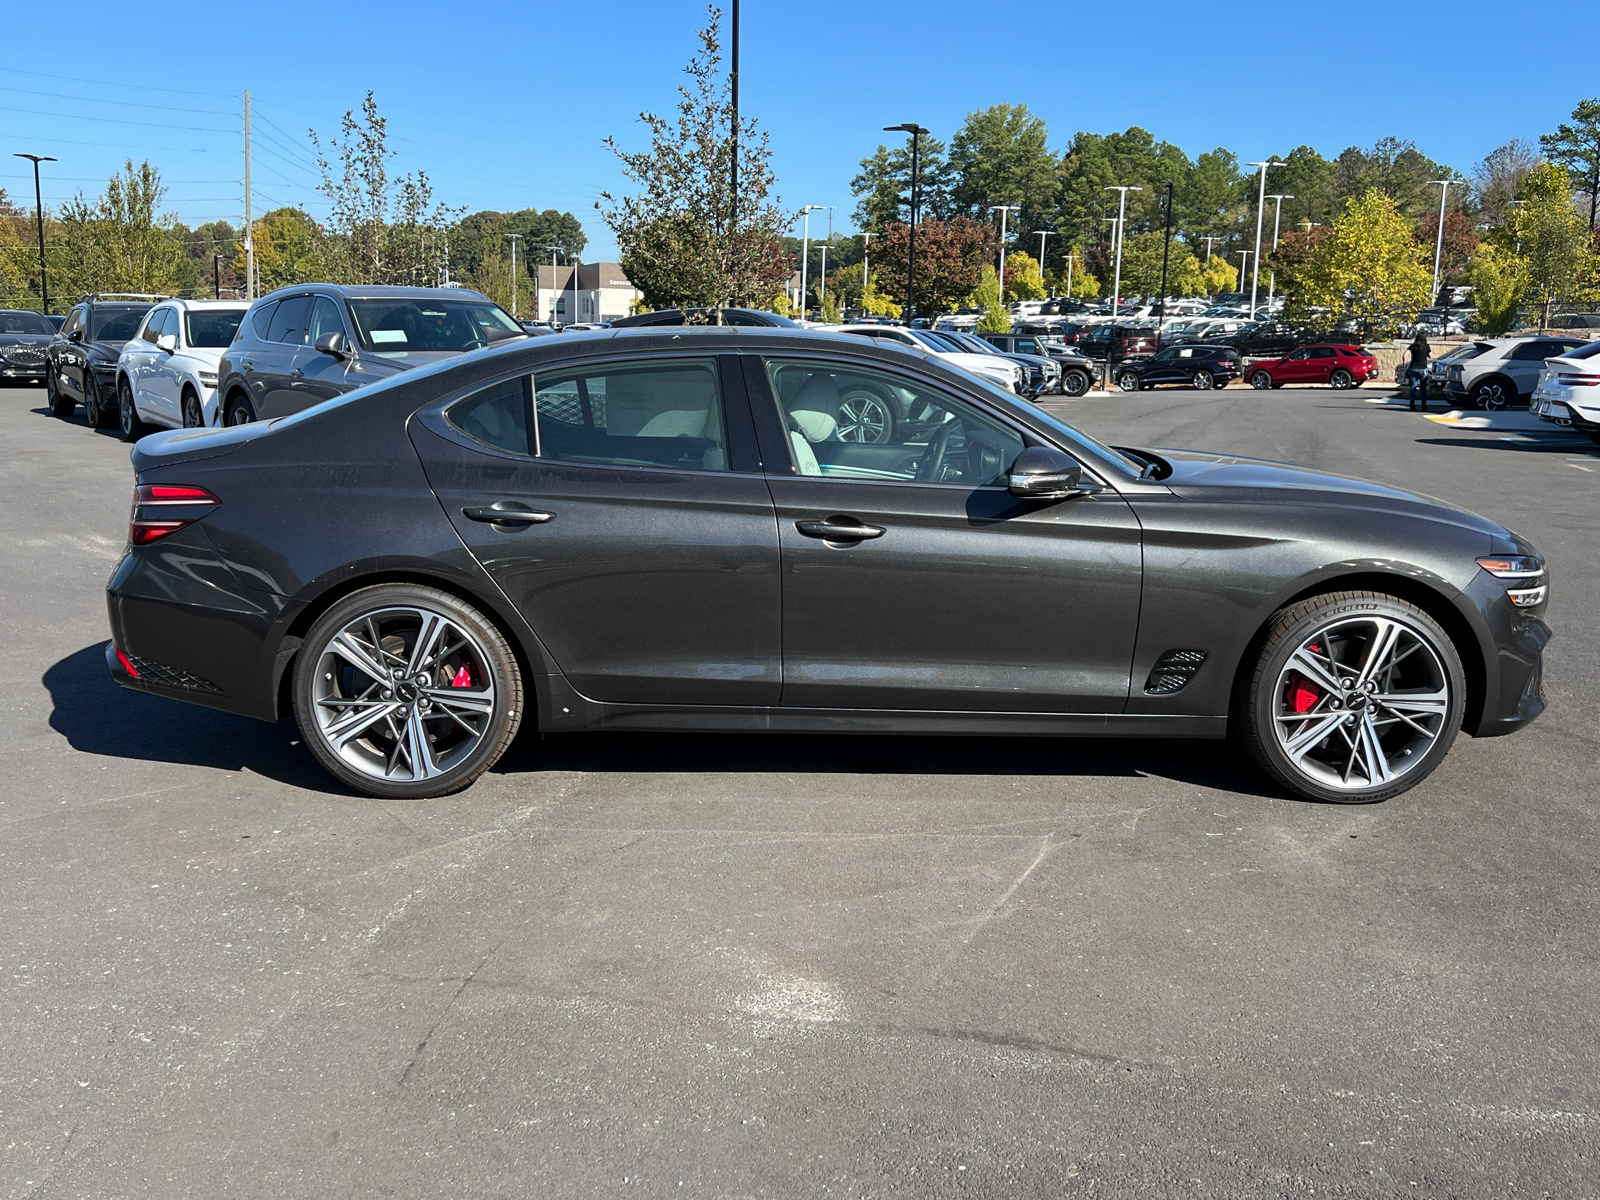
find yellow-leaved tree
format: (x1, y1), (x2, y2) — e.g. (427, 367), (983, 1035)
(967, 265), (1010, 332)
(1285, 189), (1431, 337)
(1001, 251), (1047, 301)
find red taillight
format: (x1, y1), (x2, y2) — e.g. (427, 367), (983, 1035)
(129, 483), (219, 546)
(115, 647), (139, 677)
(1557, 372), (1600, 387)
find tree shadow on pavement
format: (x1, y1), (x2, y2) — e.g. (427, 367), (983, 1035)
(43, 642), (346, 793)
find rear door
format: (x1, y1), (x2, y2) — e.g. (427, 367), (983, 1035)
(409, 352), (782, 706)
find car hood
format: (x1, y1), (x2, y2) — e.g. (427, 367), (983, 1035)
(936, 351), (1015, 375)
(353, 348), (484, 374)
(1143, 447), (1514, 541)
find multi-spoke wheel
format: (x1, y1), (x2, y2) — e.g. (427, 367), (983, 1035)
(1117, 371), (1141, 392)
(182, 388), (204, 428)
(1060, 369), (1091, 398)
(293, 585), (523, 798)
(1250, 370), (1274, 390)
(1238, 591), (1465, 803)
(835, 388), (894, 443)
(1192, 368), (1214, 390)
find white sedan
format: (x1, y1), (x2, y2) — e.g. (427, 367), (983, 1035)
(1532, 341), (1600, 445)
(114, 299), (250, 440)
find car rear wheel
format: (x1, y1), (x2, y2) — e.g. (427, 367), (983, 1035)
(1117, 371), (1141, 392)
(1060, 369), (1091, 397)
(1329, 368), (1353, 389)
(294, 584), (524, 799)
(182, 388), (204, 429)
(1250, 370), (1274, 390)
(47, 369), (75, 419)
(1237, 591), (1464, 804)
(118, 378), (155, 442)
(85, 376), (116, 428)
(225, 394), (256, 425)
(1192, 368), (1214, 390)
(1470, 379), (1514, 410)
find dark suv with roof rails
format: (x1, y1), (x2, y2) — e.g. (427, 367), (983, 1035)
(215, 284), (525, 424)
(47, 294), (163, 426)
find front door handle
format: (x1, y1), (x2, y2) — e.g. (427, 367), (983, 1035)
(463, 502), (554, 528)
(796, 519), (885, 541)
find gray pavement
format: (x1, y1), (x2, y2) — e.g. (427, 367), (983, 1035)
(2, 380), (1597, 1198)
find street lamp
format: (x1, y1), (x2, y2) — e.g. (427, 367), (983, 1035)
(1064, 253), (1079, 300)
(1234, 249), (1251, 297)
(1033, 228), (1053, 285)
(1247, 160), (1286, 318)
(212, 253), (223, 299)
(861, 231), (871, 305)
(505, 233), (523, 318)
(1265, 193), (1294, 308)
(988, 204), (1021, 301)
(798, 204), (824, 321)
(1103, 185), (1141, 316)
(884, 123), (930, 324)
(544, 245), (562, 323)
(13, 153), (56, 314)
(817, 242), (829, 312)
(1201, 235), (1221, 262)
(1429, 179), (1453, 301)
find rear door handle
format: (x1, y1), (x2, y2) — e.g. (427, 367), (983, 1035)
(796, 519), (884, 541)
(463, 502), (554, 527)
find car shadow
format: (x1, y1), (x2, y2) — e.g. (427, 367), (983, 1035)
(47, 642), (1287, 801)
(1415, 437), (1599, 453)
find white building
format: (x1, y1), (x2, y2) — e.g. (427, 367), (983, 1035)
(534, 262), (642, 324)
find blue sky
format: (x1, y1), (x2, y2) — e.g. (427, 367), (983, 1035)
(2, 0), (1590, 263)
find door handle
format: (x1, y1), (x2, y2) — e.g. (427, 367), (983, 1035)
(796, 519), (884, 541)
(463, 503), (554, 527)
(290, 367), (304, 379)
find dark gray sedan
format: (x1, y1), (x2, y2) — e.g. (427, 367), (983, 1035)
(107, 328), (1548, 804)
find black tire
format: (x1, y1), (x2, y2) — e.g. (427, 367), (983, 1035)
(1117, 370), (1141, 392)
(225, 394), (256, 426)
(1192, 368), (1214, 391)
(85, 374), (116, 428)
(1250, 370), (1273, 390)
(118, 378), (155, 443)
(1329, 368), (1353, 389)
(47, 369), (75, 419)
(293, 584), (525, 799)
(1060, 369), (1091, 397)
(1470, 379), (1514, 411)
(182, 388), (204, 429)
(1236, 590), (1466, 804)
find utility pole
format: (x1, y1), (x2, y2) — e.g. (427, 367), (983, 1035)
(1429, 179), (1452, 302)
(13, 153), (54, 314)
(506, 233), (523, 318)
(1033, 229), (1052, 281)
(1246, 159), (1286, 318)
(1065, 254), (1078, 300)
(1265, 193), (1294, 307)
(213, 254), (222, 299)
(1103, 185), (1141, 317)
(243, 89), (254, 300)
(1201, 235), (1220, 261)
(730, 0), (739, 242)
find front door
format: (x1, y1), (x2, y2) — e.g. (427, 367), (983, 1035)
(296, 296), (356, 406)
(409, 353), (782, 706)
(752, 355), (1143, 712)
(1277, 347), (1317, 383)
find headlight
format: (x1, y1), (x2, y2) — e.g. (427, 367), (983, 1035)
(1478, 555), (1547, 607)
(198, 371), (218, 385)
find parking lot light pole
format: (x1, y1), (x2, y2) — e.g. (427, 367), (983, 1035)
(1429, 179), (1452, 301)
(1033, 228), (1052, 286)
(861, 231), (871, 303)
(1201, 235), (1220, 262)
(505, 233), (523, 318)
(1265, 193), (1294, 306)
(1235, 250), (1251, 297)
(798, 205), (823, 321)
(213, 254), (222, 299)
(1156, 181), (1175, 346)
(1064, 254), (1078, 299)
(544, 246), (561, 323)
(1103, 186), (1140, 317)
(987, 205), (1021, 300)
(884, 124), (930, 324)
(1247, 160), (1286, 319)
(13, 153), (55, 314)
(817, 243), (829, 310)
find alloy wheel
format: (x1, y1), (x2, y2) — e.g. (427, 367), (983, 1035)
(1117, 372), (1140, 392)
(835, 391), (893, 443)
(183, 392), (203, 428)
(1061, 370), (1089, 397)
(1473, 381), (1510, 410)
(226, 398), (254, 425)
(1192, 369), (1213, 390)
(1330, 368), (1352, 389)
(1251, 370), (1273, 389)
(1271, 614), (1450, 793)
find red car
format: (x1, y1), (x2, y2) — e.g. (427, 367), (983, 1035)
(1245, 343), (1380, 389)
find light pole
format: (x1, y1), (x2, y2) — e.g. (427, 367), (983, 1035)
(1156, 181), (1175, 345)
(1064, 253), (1078, 300)
(1246, 160), (1286, 318)
(1201, 235), (1220, 262)
(1234, 250), (1251, 297)
(798, 204), (823, 321)
(213, 254), (223, 299)
(13, 153), (55, 314)
(544, 245), (561, 323)
(861, 231), (871, 306)
(1033, 229), (1053, 288)
(988, 204), (1021, 300)
(884, 123), (930, 324)
(1265, 193), (1294, 307)
(1103, 185), (1141, 316)
(1429, 179), (1452, 302)
(817, 242), (829, 312)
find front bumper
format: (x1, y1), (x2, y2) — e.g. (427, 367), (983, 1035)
(0, 364), (46, 381)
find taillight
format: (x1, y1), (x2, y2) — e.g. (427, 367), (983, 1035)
(129, 483), (219, 546)
(1557, 372), (1600, 387)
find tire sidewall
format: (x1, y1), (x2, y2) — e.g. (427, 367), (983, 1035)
(293, 584), (524, 799)
(1244, 593), (1466, 804)
(1251, 370), (1272, 389)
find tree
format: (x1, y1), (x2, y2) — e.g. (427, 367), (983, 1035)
(967, 265), (1010, 332)
(451, 207), (586, 291)
(1334, 137), (1458, 219)
(238, 207), (326, 293)
(948, 104), (1059, 238)
(1001, 251), (1047, 301)
(1465, 245), (1524, 336)
(1517, 162), (1595, 326)
(868, 216), (995, 316)
(1268, 146), (1338, 229)
(850, 137), (955, 233)
(1474, 138), (1543, 227)
(1540, 98), (1600, 232)
(601, 6), (792, 310)
(1416, 209), (1479, 283)
(1262, 225), (1330, 305)
(53, 160), (184, 299)
(1115, 232), (1206, 299)
(1285, 189), (1432, 338)
(1199, 255), (1237, 297)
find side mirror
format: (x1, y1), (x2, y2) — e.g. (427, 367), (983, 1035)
(314, 330), (347, 358)
(1008, 446), (1090, 499)
(156, 333), (177, 354)
(68, 328), (82, 343)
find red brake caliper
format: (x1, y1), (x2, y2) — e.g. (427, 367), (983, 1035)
(1286, 643), (1324, 713)
(451, 664), (473, 688)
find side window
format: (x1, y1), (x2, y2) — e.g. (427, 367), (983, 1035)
(307, 296), (348, 344)
(1310, 347), (1338, 359)
(1015, 338), (1040, 355)
(265, 296), (312, 345)
(140, 308), (168, 343)
(447, 374), (532, 455)
(1287, 348), (1311, 360)
(61, 306), (85, 338)
(763, 356), (1026, 486)
(249, 300), (279, 340)
(533, 357), (729, 471)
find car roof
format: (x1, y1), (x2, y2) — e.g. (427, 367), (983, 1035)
(255, 284), (493, 302)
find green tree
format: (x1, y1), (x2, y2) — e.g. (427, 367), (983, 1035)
(849, 137), (955, 233)
(52, 160), (184, 299)
(1517, 162), (1595, 326)
(1333, 137), (1459, 220)
(1116, 232), (1206, 298)
(1540, 98), (1600, 232)
(1474, 138), (1543, 228)
(948, 104), (1059, 240)
(1268, 146), (1339, 229)
(1465, 244), (1525, 335)
(1001, 251), (1047, 301)
(601, 6), (791, 310)
(1199, 255), (1237, 296)
(967, 265), (1010, 332)
(237, 207), (327, 292)
(1285, 189), (1431, 337)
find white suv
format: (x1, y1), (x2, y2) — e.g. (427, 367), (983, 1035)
(1440, 335), (1591, 410)
(115, 299), (250, 439)
(832, 325), (1025, 393)
(1532, 340), (1600, 444)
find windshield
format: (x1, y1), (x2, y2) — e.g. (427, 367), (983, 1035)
(347, 298), (524, 353)
(946, 332), (997, 354)
(185, 308), (246, 348)
(1563, 340), (1600, 360)
(0, 311), (53, 335)
(957, 369), (1145, 477)
(90, 308), (150, 342)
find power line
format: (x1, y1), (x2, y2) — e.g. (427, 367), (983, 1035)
(0, 65), (235, 99)
(0, 83), (234, 117)
(0, 102), (235, 134)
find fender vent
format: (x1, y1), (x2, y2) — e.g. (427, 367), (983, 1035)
(1144, 649), (1208, 695)
(127, 654), (222, 695)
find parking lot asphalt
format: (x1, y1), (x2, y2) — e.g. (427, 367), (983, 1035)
(3, 381), (1597, 1199)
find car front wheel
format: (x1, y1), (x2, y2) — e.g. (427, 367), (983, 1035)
(294, 584), (524, 799)
(1250, 370), (1274, 389)
(85, 376), (117, 428)
(182, 389), (204, 428)
(1237, 590), (1465, 804)
(1060, 369), (1091, 397)
(1470, 379), (1514, 410)
(47, 369), (75, 419)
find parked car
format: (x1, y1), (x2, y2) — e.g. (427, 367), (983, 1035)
(113, 299), (250, 438)
(215, 285), (525, 424)
(1215, 321), (1308, 359)
(1441, 335), (1593, 410)
(1115, 344), (1241, 392)
(977, 332), (1095, 397)
(1422, 342), (1484, 398)
(44, 314), (65, 332)
(0, 309), (56, 386)
(610, 308), (799, 328)
(1246, 344), (1380, 390)
(106, 325), (1548, 805)
(1532, 340), (1600, 443)
(935, 330), (1060, 396)
(46, 294), (163, 426)
(1069, 324), (1157, 361)
(834, 324), (1025, 394)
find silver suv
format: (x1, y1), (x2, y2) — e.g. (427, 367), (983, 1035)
(1442, 335), (1591, 410)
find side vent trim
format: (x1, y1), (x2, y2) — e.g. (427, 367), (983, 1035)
(1144, 649), (1208, 696)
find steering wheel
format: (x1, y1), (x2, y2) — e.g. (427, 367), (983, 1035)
(917, 420), (955, 482)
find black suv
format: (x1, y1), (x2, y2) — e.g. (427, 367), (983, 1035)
(0, 309), (55, 386)
(216, 285), (524, 424)
(1114, 344), (1240, 392)
(47, 294), (162, 425)
(978, 332), (1095, 396)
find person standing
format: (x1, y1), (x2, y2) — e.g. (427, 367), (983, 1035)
(1406, 333), (1431, 410)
